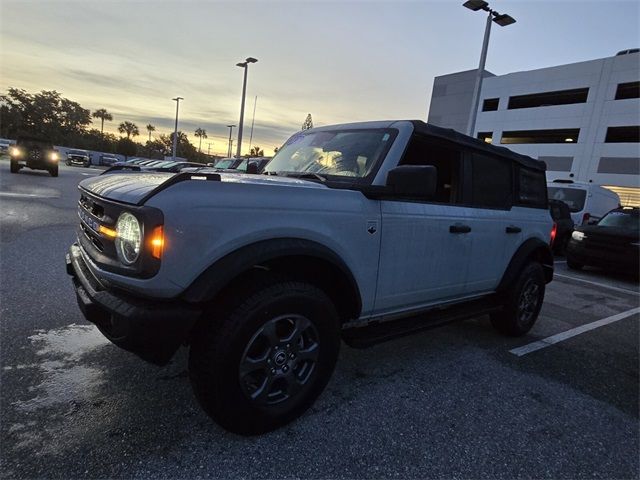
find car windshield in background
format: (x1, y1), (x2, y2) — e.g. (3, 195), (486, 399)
(264, 129), (396, 180)
(215, 159), (237, 169)
(68, 150), (85, 155)
(597, 210), (639, 232)
(548, 187), (587, 212)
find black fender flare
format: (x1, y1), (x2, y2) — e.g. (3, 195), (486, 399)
(181, 238), (362, 317)
(496, 238), (554, 292)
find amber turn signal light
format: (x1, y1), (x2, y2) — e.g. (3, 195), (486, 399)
(150, 226), (164, 259)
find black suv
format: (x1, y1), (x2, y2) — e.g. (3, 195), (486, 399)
(9, 136), (59, 177)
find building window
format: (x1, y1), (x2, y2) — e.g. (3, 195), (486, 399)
(615, 81), (640, 100)
(605, 126), (640, 143)
(539, 156), (573, 172)
(501, 129), (580, 144)
(482, 98), (499, 111)
(597, 157), (640, 175)
(507, 88), (589, 109)
(477, 132), (493, 143)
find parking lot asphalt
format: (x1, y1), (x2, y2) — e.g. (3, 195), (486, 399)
(0, 160), (638, 479)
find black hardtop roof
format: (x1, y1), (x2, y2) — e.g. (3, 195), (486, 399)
(410, 120), (546, 172)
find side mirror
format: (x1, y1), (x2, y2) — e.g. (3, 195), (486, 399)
(385, 165), (437, 199)
(246, 161), (259, 174)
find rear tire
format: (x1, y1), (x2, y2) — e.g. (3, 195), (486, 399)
(10, 160), (19, 173)
(566, 257), (583, 270)
(490, 262), (545, 337)
(188, 274), (340, 435)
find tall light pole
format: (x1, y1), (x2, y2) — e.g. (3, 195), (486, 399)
(171, 96), (183, 160)
(236, 57), (258, 157)
(226, 124), (236, 158)
(463, 0), (515, 137)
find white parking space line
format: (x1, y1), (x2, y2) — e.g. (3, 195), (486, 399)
(510, 306), (640, 357)
(0, 192), (57, 198)
(554, 272), (639, 295)
(80, 172), (99, 176)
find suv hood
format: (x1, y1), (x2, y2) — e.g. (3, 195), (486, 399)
(79, 171), (328, 205)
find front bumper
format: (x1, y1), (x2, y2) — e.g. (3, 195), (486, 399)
(66, 243), (201, 365)
(566, 239), (638, 272)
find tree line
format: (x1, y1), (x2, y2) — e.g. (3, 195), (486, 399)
(0, 88), (211, 162)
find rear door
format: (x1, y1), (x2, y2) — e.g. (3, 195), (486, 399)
(461, 152), (517, 293)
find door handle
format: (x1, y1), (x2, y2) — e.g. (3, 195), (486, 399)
(506, 225), (521, 234)
(449, 224), (471, 234)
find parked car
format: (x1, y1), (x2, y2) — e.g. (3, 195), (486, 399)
(9, 135), (59, 176)
(213, 157), (244, 170)
(66, 149), (91, 167)
(547, 180), (620, 226)
(66, 120), (553, 435)
(236, 157), (271, 173)
(549, 199), (574, 254)
(0, 139), (11, 154)
(99, 155), (119, 166)
(103, 161), (205, 174)
(566, 206), (639, 275)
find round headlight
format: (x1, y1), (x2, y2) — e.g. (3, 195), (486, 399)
(115, 212), (142, 265)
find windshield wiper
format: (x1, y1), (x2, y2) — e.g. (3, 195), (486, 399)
(280, 172), (327, 182)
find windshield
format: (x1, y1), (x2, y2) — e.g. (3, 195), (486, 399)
(547, 187), (587, 213)
(234, 159), (248, 171)
(215, 158), (237, 169)
(68, 150), (86, 155)
(264, 128), (396, 179)
(597, 210), (639, 232)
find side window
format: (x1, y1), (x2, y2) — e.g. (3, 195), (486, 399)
(517, 168), (547, 207)
(399, 135), (461, 204)
(468, 153), (513, 209)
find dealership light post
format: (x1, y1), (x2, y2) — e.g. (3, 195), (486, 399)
(463, 0), (515, 137)
(226, 124), (236, 158)
(171, 96), (183, 161)
(236, 57), (258, 157)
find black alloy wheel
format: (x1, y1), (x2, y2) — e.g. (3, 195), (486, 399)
(239, 314), (320, 407)
(490, 262), (545, 336)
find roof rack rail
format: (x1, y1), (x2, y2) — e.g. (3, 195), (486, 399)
(552, 179), (574, 183)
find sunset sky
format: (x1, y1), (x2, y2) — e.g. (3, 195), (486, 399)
(1, 0), (638, 156)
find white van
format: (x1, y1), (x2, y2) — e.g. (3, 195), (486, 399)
(547, 180), (621, 226)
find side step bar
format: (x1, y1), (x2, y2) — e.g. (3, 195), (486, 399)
(342, 296), (502, 348)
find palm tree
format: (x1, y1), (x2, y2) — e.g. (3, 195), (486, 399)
(92, 108), (113, 134)
(146, 124), (156, 142)
(118, 121), (139, 139)
(194, 128), (207, 153)
(250, 146), (264, 156)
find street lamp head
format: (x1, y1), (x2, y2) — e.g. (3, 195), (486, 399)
(245, 57), (258, 64)
(492, 13), (516, 26)
(236, 62), (246, 68)
(227, 124), (236, 128)
(463, 0), (489, 11)
(172, 96), (184, 101)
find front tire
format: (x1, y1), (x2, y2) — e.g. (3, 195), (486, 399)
(491, 262), (545, 336)
(10, 160), (19, 173)
(49, 165), (58, 177)
(189, 275), (340, 435)
(566, 257), (583, 270)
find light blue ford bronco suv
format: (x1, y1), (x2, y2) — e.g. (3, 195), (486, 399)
(67, 120), (553, 434)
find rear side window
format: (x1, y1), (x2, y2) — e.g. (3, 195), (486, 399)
(547, 186), (586, 212)
(517, 168), (547, 207)
(468, 153), (513, 209)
